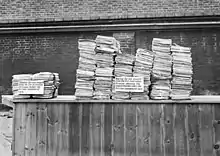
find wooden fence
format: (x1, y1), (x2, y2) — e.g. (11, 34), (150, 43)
(5, 96), (220, 156)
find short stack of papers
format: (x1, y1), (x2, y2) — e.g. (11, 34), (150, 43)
(131, 48), (154, 100)
(93, 35), (121, 100)
(170, 44), (193, 99)
(12, 72), (60, 99)
(75, 39), (96, 100)
(150, 38), (172, 100)
(112, 53), (135, 100)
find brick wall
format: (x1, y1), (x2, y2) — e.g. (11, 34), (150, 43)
(0, 0), (220, 23)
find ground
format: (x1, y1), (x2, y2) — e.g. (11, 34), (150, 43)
(0, 105), (13, 156)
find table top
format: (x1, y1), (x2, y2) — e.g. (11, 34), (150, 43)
(2, 95), (220, 108)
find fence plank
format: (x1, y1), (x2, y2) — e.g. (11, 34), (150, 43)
(14, 104), (27, 156)
(57, 104), (69, 156)
(150, 104), (163, 156)
(175, 104), (188, 156)
(199, 104), (213, 156)
(104, 104), (113, 156)
(125, 104), (136, 156)
(113, 104), (125, 156)
(91, 104), (102, 156)
(187, 104), (200, 156)
(136, 104), (151, 156)
(25, 104), (37, 156)
(36, 104), (47, 156)
(164, 104), (174, 156)
(69, 104), (80, 156)
(47, 104), (59, 156)
(213, 104), (220, 156)
(81, 104), (91, 156)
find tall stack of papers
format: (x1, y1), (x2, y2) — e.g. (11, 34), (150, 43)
(131, 48), (154, 100)
(170, 44), (193, 99)
(93, 35), (120, 100)
(150, 38), (172, 100)
(75, 39), (96, 100)
(112, 53), (135, 100)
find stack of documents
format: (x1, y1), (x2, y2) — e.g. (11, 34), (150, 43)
(150, 38), (172, 99)
(75, 39), (96, 100)
(131, 48), (154, 100)
(112, 53), (135, 100)
(170, 44), (193, 99)
(12, 72), (60, 99)
(94, 35), (121, 99)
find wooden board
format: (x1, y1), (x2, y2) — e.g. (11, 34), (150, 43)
(136, 104), (151, 156)
(175, 104), (188, 156)
(113, 104), (125, 156)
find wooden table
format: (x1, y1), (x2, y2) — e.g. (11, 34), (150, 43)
(2, 95), (220, 156)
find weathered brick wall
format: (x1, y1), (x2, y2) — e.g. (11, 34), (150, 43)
(0, 0), (219, 23)
(113, 32), (136, 55)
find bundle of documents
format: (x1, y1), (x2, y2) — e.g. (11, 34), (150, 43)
(32, 72), (59, 98)
(131, 48), (154, 100)
(150, 80), (171, 100)
(75, 69), (95, 99)
(170, 44), (193, 99)
(111, 78), (131, 100)
(95, 35), (121, 54)
(12, 72), (60, 99)
(114, 54), (135, 77)
(75, 39), (96, 100)
(151, 38), (172, 99)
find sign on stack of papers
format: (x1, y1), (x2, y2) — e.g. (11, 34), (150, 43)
(12, 74), (33, 99)
(170, 44), (193, 100)
(131, 48), (154, 100)
(75, 39), (96, 100)
(150, 38), (172, 100)
(112, 53), (135, 100)
(93, 35), (121, 100)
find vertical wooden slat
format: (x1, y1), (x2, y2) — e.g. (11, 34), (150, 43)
(125, 104), (136, 156)
(57, 103), (69, 156)
(47, 104), (59, 156)
(187, 104), (200, 156)
(175, 104), (188, 156)
(113, 104), (125, 156)
(104, 104), (113, 156)
(25, 104), (37, 156)
(69, 104), (80, 156)
(101, 104), (105, 156)
(92, 104), (102, 156)
(199, 104), (213, 156)
(14, 103), (27, 156)
(136, 104), (151, 156)
(79, 104), (83, 156)
(164, 104), (175, 156)
(90, 105), (93, 156)
(81, 104), (91, 156)
(36, 103), (47, 156)
(150, 104), (163, 156)
(213, 104), (220, 156)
